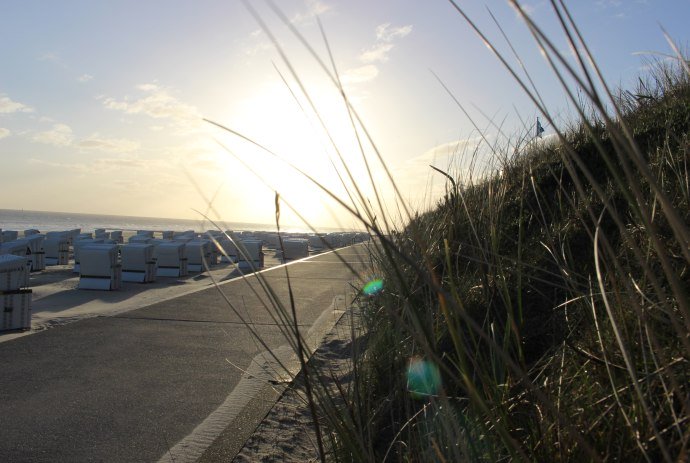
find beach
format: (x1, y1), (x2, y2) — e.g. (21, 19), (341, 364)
(0, 227), (370, 461)
(1, 245), (286, 344)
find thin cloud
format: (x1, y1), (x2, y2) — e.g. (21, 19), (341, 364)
(103, 83), (201, 132)
(28, 156), (167, 174)
(343, 22), (412, 85)
(375, 23), (413, 42)
(341, 65), (379, 84)
(37, 52), (70, 70)
(38, 52), (62, 63)
(392, 137), (488, 205)
(76, 134), (140, 153)
(291, 0), (333, 25)
(77, 74), (94, 83)
(405, 137), (484, 169)
(0, 94), (34, 113)
(0, 128), (10, 139)
(359, 43), (395, 63)
(32, 123), (73, 146)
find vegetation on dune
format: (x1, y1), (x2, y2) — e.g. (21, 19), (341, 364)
(214, 3), (690, 462)
(344, 62), (689, 462)
(299, 45), (690, 463)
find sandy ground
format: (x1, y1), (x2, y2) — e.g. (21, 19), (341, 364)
(230, 305), (362, 462)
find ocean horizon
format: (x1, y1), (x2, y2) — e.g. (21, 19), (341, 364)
(0, 209), (351, 235)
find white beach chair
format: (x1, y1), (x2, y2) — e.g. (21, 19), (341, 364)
(44, 236), (70, 266)
(121, 244), (156, 283)
(2, 231), (19, 242)
(77, 244), (121, 290)
(325, 233), (345, 249)
(45, 231), (67, 241)
(94, 229), (109, 240)
(174, 230), (196, 240)
(0, 255), (32, 331)
(281, 238), (309, 261)
(15, 235), (46, 272)
(64, 229), (81, 246)
(262, 233), (281, 250)
(154, 242), (188, 277)
(216, 235), (238, 263)
(110, 230), (123, 244)
(0, 254), (30, 290)
(24, 229), (40, 236)
(72, 239), (104, 273)
(161, 231), (174, 240)
(128, 235), (152, 244)
(307, 234), (326, 252)
(0, 240), (29, 259)
(237, 239), (264, 271)
(186, 239), (212, 272)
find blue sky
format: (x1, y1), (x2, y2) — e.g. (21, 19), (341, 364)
(0, 1), (687, 229)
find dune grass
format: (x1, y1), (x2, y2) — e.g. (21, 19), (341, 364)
(293, 7), (688, 463)
(204, 1), (690, 461)
(343, 63), (690, 461)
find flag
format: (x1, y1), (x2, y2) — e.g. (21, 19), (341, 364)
(536, 117), (545, 138)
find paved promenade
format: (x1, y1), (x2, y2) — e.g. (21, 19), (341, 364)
(0, 244), (369, 462)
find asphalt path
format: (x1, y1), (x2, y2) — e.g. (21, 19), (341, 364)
(0, 244), (370, 462)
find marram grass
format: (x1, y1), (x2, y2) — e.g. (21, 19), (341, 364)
(206, 2), (690, 461)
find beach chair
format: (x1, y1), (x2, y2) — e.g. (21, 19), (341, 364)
(2, 231), (18, 242)
(0, 240), (29, 259)
(24, 229), (41, 236)
(0, 255), (32, 331)
(128, 235), (152, 244)
(109, 230), (123, 244)
(77, 244), (121, 290)
(216, 235), (238, 263)
(237, 239), (264, 271)
(0, 254), (30, 290)
(72, 239), (104, 273)
(307, 234), (326, 252)
(161, 231), (174, 240)
(44, 236), (70, 266)
(154, 242), (188, 277)
(63, 229), (81, 246)
(281, 238), (309, 261)
(262, 233), (281, 250)
(15, 235), (46, 272)
(121, 244), (156, 283)
(186, 240), (213, 272)
(174, 230), (196, 239)
(94, 229), (109, 240)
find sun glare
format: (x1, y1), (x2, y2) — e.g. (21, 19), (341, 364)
(210, 79), (375, 228)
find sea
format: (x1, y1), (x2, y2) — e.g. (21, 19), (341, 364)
(0, 209), (331, 235)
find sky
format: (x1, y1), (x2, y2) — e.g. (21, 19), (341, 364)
(0, 0), (688, 230)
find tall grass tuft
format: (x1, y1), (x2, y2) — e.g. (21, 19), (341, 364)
(313, 3), (690, 461)
(206, 1), (690, 461)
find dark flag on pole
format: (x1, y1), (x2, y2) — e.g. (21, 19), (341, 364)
(537, 117), (545, 138)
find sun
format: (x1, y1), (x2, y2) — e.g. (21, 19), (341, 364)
(208, 80), (366, 229)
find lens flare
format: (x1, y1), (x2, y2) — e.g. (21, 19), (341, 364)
(362, 278), (383, 296)
(406, 357), (442, 399)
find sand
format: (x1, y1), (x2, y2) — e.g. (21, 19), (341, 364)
(230, 306), (362, 462)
